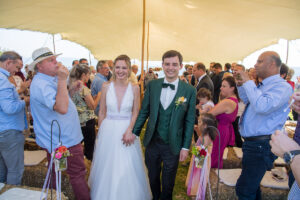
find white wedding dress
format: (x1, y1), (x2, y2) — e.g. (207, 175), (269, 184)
(89, 82), (152, 200)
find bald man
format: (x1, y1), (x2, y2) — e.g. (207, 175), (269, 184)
(234, 51), (293, 200)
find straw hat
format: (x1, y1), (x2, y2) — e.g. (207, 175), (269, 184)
(28, 47), (61, 70)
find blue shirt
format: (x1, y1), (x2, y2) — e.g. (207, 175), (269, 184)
(30, 73), (83, 152)
(238, 74), (293, 137)
(0, 68), (26, 132)
(91, 73), (107, 116)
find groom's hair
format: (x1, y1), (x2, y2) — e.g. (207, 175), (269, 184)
(162, 50), (183, 65)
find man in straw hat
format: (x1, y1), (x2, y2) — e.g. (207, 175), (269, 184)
(29, 47), (90, 200)
(0, 51), (28, 185)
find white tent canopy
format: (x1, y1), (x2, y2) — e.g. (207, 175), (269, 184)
(0, 0), (300, 63)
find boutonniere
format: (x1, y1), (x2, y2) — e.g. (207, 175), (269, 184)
(175, 96), (187, 108)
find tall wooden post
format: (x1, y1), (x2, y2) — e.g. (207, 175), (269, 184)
(140, 0), (146, 99)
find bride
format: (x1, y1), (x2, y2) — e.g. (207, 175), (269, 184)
(89, 55), (152, 200)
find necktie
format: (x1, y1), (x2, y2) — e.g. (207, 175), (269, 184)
(162, 83), (175, 90)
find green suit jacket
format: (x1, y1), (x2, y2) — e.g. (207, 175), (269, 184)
(133, 78), (196, 155)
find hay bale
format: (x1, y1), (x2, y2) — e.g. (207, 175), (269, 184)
(24, 140), (43, 151)
(22, 156), (92, 200)
(223, 147), (242, 169)
(22, 158), (74, 199)
(207, 170), (288, 200)
(0, 184), (68, 200)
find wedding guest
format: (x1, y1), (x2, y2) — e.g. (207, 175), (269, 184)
(248, 67), (260, 86)
(144, 68), (157, 87)
(69, 64), (100, 161)
(24, 64), (29, 78)
(192, 62), (214, 142)
(232, 64), (246, 147)
(184, 65), (194, 85)
(224, 63), (232, 73)
(195, 113), (218, 146)
(208, 62), (215, 78)
(72, 60), (79, 67)
(91, 60), (110, 116)
(132, 50), (196, 200)
(234, 51), (292, 200)
(287, 68), (297, 121)
(89, 66), (96, 82)
(192, 62), (214, 96)
(106, 59), (114, 80)
(280, 63), (289, 80)
(29, 47), (90, 200)
(287, 91), (300, 187)
(208, 76), (239, 168)
(287, 68), (295, 90)
(14, 60), (25, 81)
(197, 88), (214, 113)
(128, 64), (138, 84)
(79, 58), (89, 65)
(270, 130), (300, 200)
(0, 51), (28, 185)
(187, 113), (218, 199)
(211, 63), (225, 104)
(8, 65), (31, 96)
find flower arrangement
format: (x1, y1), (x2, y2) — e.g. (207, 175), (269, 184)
(175, 96), (187, 107)
(191, 144), (207, 168)
(54, 146), (70, 171)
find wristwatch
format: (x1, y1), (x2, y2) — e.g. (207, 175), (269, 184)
(283, 150), (300, 164)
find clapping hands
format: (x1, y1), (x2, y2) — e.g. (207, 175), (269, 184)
(122, 129), (136, 146)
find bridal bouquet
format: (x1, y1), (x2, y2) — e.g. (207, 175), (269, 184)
(191, 144), (207, 168)
(54, 146), (71, 171)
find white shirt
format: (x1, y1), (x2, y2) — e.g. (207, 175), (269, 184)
(160, 78), (179, 110)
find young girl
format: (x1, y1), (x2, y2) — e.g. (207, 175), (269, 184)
(187, 113), (218, 200)
(197, 88), (214, 113)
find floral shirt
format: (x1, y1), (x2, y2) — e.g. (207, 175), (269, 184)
(70, 81), (95, 126)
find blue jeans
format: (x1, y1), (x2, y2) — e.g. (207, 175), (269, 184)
(0, 129), (25, 185)
(236, 139), (276, 200)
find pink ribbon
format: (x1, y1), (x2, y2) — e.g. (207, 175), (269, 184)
(187, 139), (210, 199)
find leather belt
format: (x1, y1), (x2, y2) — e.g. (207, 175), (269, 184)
(243, 135), (271, 141)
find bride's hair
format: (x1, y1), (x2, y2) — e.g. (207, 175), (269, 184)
(112, 54), (132, 80)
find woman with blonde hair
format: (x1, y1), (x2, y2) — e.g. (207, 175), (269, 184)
(89, 55), (151, 200)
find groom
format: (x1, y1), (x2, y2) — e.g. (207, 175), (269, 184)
(132, 50), (196, 200)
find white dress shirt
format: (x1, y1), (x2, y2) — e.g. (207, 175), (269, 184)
(160, 78), (179, 109)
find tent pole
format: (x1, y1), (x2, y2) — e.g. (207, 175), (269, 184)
(286, 40), (289, 64)
(140, 0), (146, 99)
(52, 34), (56, 54)
(89, 52), (92, 66)
(146, 21), (150, 72)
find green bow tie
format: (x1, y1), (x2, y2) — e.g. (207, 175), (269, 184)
(162, 83), (175, 90)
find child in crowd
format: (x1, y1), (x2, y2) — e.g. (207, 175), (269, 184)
(187, 113), (218, 199)
(197, 88), (214, 113)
